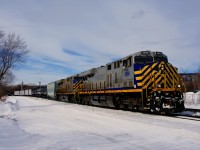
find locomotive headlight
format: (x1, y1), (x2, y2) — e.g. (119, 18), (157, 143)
(161, 64), (165, 70)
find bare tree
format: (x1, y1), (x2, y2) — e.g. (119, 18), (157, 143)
(0, 31), (29, 98)
(0, 32), (29, 82)
(0, 70), (15, 86)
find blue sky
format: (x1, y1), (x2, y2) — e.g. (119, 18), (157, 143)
(0, 0), (200, 85)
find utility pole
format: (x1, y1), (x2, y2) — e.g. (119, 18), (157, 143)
(21, 81), (23, 95)
(21, 81), (23, 91)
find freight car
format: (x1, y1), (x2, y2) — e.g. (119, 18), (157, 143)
(48, 50), (185, 113)
(14, 89), (32, 96)
(32, 86), (47, 98)
(14, 86), (47, 98)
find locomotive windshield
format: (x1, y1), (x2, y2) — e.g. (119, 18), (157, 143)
(134, 51), (168, 64)
(154, 52), (168, 63)
(134, 55), (153, 64)
(134, 51), (153, 64)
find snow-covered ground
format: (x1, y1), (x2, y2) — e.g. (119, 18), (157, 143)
(0, 96), (200, 150)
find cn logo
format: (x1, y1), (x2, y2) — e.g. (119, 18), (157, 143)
(125, 68), (130, 77)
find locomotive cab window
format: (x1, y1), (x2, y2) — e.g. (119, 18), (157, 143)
(154, 54), (168, 63)
(127, 57), (132, 67)
(134, 56), (143, 64)
(123, 60), (127, 68)
(114, 61), (120, 69)
(134, 55), (153, 64)
(114, 62), (116, 69)
(107, 64), (112, 70)
(145, 56), (153, 63)
(123, 57), (132, 68)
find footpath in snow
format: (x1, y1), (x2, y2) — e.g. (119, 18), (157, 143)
(0, 96), (200, 150)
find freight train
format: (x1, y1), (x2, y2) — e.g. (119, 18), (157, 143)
(46, 50), (185, 113)
(13, 51), (185, 113)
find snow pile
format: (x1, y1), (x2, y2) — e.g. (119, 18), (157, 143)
(0, 96), (200, 150)
(185, 91), (200, 109)
(179, 110), (200, 117)
(0, 97), (18, 117)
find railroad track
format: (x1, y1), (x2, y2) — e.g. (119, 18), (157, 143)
(173, 115), (200, 121)
(168, 108), (200, 121)
(185, 108), (200, 113)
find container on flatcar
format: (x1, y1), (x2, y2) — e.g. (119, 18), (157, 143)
(47, 82), (56, 99)
(14, 91), (20, 96)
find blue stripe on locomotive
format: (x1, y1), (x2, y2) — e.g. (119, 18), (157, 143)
(133, 64), (144, 89)
(133, 63), (155, 89)
(73, 78), (82, 84)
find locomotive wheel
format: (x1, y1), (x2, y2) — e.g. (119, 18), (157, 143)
(132, 105), (139, 112)
(150, 99), (156, 112)
(176, 101), (185, 111)
(113, 97), (119, 109)
(124, 104), (128, 110)
(150, 98), (164, 114)
(113, 100), (119, 109)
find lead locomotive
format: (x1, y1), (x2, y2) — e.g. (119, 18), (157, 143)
(48, 51), (185, 113)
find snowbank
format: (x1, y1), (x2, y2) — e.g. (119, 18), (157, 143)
(0, 97), (18, 117)
(185, 91), (200, 109)
(0, 96), (200, 150)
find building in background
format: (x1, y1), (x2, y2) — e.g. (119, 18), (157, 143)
(180, 73), (200, 92)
